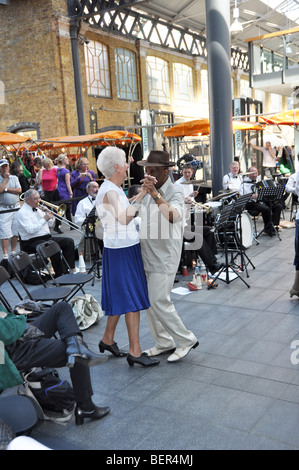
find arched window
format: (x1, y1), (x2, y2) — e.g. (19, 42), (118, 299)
(84, 40), (111, 97)
(146, 56), (170, 104)
(173, 63), (194, 104)
(114, 48), (138, 100)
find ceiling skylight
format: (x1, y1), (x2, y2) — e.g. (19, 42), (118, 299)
(260, 0), (299, 24)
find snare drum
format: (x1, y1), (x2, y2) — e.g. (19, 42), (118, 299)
(215, 211), (254, 250)
(205, 201), (222, 217)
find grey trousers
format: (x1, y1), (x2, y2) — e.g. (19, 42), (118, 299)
(145, 271), (197, 349)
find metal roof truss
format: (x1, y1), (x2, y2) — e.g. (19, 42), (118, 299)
(68, 0), (249, 71)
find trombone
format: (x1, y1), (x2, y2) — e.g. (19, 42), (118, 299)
(19, 193), (84, 234)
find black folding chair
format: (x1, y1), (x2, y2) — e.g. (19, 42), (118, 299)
(36, 240), (94, 300)
(0, 265), (21, 312)
(8, 252), (73, 304)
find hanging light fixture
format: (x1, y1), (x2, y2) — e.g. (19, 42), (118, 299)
(230, 0), (243, 33)
(285, 35), (293, 54)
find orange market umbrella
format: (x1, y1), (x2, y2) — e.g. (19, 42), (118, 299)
(164, 119), (264, 137)
(259, 109), (299, 126)
(37, 130), (142, 148)
(164, 119), (210, 137)
(0, 132), (31, 146)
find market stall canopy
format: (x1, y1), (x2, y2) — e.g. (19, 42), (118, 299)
(259, 109), (299, 126)
(163, 119), (265, 137)
(37, 130), (142, 148)
(0, 132), (31, 145)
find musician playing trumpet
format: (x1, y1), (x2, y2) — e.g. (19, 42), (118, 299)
(16, 189), (78, 276)
(238, 167), (282, 237)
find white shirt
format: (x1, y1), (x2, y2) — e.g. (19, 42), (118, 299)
(238, 176), (261, 201)
(0, 175), (21, 206)
(74, 196), (95, 225)
(222, 172), (243, 191)
(17, 202), (54, 241)
(261, 147), (276, 168)
(96, 179), (139, 249)
(286, 172), (297, 194)
(174, 176), (195, 200)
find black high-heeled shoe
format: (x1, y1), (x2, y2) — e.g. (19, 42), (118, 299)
(99, 340), (127, 357)
(75, 403), (110, 426)
(65, 335), (108, 368)
(127, 352), (160, 367)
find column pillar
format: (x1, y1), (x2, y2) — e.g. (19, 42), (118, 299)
(205, 0), (233, 195)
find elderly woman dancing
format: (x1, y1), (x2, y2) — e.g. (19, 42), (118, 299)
(96, 147), (159, 368)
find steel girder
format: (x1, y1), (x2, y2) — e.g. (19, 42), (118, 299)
(67, 0), (249, 71)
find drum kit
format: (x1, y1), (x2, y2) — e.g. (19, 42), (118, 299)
(187, 177), (255, 252)
(184, 171), (286, 254)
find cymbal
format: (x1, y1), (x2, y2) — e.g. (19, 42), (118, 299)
(181, 180), (204, 184)
(209, 190), (237, 201)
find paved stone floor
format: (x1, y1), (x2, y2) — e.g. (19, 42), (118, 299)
(2, 210), (299, 451)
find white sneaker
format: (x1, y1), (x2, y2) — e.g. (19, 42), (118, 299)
(143, 346), (176, 356)
(167, 341), (199, 362)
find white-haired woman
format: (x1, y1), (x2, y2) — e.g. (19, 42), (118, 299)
(96, 146), (159, 368)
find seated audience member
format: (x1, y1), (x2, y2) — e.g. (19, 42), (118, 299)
(222, 161), (242, 191)
(0, 302), (110, 426)
(175, 164), (198, 203)
(16, 189), (77, 277)
(0, 159), (22, 259)
(239, 166), (282, 236)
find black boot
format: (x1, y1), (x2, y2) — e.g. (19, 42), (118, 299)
(65, 335), (108, 368)
(75, 399), (110, 426)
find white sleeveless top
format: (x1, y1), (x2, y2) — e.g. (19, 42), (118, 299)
(95, 179), (139, 249)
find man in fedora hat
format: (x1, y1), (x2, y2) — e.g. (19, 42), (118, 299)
(137, 150), (198, 362)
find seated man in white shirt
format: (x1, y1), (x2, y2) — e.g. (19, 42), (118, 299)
(74, 181), (99, 226)
(222, 161), (243, 192)
(16, 189), (77, 277)
(239, 167), (282, 236)
(174, 164), (198, 203)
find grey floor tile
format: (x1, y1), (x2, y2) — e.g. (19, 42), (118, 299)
(2, 214), (299, 450)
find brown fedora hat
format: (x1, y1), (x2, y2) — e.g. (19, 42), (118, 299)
(137, 150), (175, 167)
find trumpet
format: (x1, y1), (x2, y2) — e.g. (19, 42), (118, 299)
(19, 193), (84, 234)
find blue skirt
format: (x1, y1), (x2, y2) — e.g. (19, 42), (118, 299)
(101, 243), (150, 316)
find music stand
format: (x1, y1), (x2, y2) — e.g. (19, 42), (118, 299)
(256, 185), (284, 241)
(81, 207), (102, 282)
(208, 203), (250, 289)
